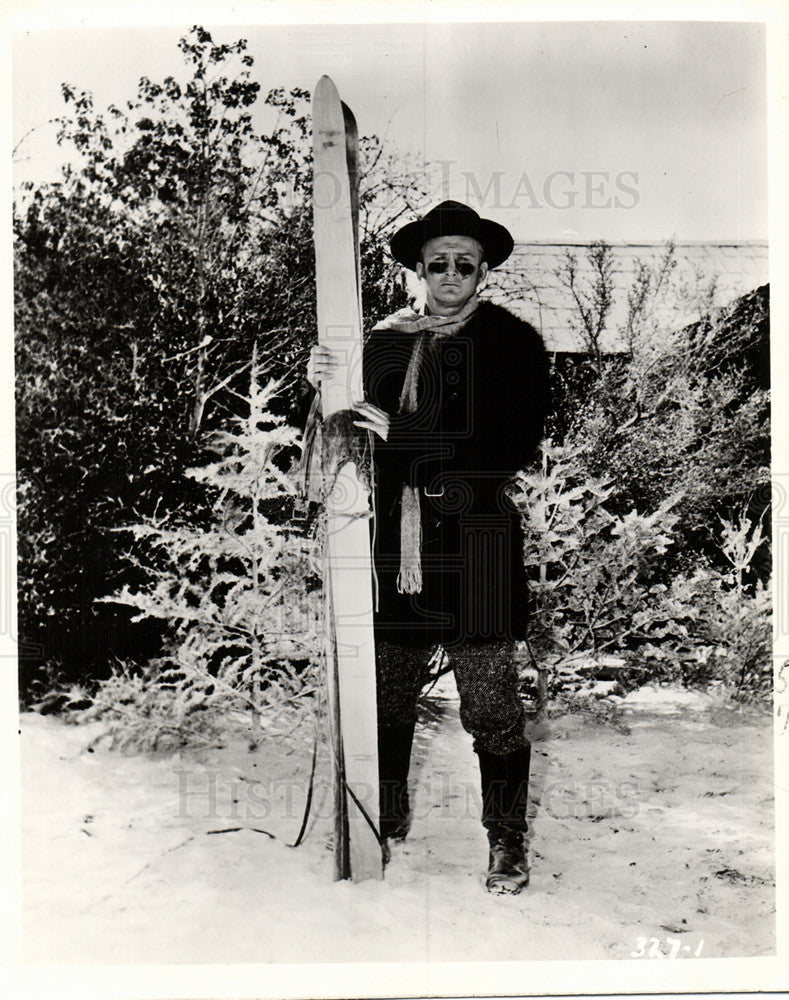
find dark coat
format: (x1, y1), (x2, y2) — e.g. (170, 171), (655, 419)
(363, 300), (550, 649)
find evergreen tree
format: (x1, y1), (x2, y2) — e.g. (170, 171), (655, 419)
(89, 354), (321, 748)
(14, 26), (428, 693)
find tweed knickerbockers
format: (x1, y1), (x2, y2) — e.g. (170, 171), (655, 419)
(375, 638), (528, 756)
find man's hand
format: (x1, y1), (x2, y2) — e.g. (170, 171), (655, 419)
(306, 344), (339, 389)
(308, 346), (389, 440)
(352, 400), (390, 442)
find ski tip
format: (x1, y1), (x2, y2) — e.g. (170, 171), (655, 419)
(341, 101), (358, 131)
(314, 75), (338, 97)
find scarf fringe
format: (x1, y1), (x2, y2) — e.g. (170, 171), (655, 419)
(397, 484), (422, 594)
(397, 567), (423, 595)
(298, 392), (323, 503)
(298, 396), (373, 502)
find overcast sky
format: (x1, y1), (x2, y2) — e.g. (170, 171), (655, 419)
(13, 19), (766, 243)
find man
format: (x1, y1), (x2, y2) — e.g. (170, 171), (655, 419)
(308, 201), (550, 893)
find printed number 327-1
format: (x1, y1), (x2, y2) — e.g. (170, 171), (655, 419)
(631, 937), (704, 959)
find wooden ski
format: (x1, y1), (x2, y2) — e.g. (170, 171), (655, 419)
(312, 75), (382, 882)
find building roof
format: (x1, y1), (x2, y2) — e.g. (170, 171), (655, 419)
(485, 240), (769, 353)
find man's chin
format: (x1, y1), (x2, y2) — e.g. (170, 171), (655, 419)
(431, 293), (474, 311)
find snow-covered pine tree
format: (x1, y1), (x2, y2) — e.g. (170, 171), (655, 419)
(93, 348), (322, 749)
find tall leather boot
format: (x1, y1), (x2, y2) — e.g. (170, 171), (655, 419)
(478, 745), (531, 894)
(378, 721), (416, 842)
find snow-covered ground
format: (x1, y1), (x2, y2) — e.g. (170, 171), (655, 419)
(19, 677), (775, 965)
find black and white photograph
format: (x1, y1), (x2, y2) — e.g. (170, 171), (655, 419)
(6, 1), (788, 997)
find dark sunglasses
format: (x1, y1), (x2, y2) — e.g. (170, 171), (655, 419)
(426, 259), (477, 277)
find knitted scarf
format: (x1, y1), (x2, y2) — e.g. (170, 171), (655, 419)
(372, 295), (479, 594)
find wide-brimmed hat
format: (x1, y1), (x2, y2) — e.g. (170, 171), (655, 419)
(390, 200), (514, 271)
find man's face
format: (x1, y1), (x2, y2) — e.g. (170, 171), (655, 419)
(416, 236), (488, 314)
